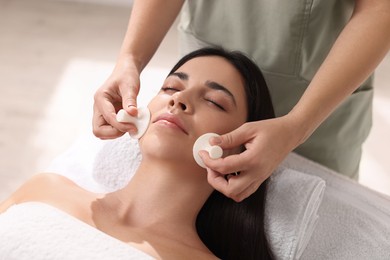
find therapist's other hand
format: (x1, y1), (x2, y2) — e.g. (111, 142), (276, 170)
(199, 116), (303, 202)
(93, 58), (140, 139)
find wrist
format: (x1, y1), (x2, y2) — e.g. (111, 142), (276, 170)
(284, 109), (317, 147)
(115, 53), (143, 75)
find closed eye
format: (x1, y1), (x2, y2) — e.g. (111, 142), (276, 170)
(206, 98), (225, 111)
(161, 86), (180, 93)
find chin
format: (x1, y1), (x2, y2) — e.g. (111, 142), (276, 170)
(139, 131), (193, 162)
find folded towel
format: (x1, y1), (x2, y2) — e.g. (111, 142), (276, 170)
(282, 153), (390, 260)
(93, 135), (141, 192)
(0, 202), (153, 260)
(91, 135), (325, 260)
(265, 167), (325, 260)
(47, 134), (108, 193)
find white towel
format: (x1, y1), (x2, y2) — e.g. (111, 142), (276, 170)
(0, 202), (153, 260)
(282, 153), (390, 260)
(47, 134), (108, 193)
(265, 167), (325, 260)
(93, 135), (141, 192)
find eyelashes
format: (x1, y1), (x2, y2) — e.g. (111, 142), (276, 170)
(160, 86), (226, 111)
(205, 98), (225, 111)
(161, 86), (180, 93)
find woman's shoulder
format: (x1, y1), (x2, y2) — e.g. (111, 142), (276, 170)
(0, 173), (93, 214)
(11, 173), (79, 202)
(21, 172), (77, 190)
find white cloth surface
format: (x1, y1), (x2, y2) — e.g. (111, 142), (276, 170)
(49, 134), (325, 260)
(265, 167), (325, 260)
(281, 153), (390, 260)
(93, 135), (141, 192)
(0, 202), (153, 260)
(47, 134), (108, 192)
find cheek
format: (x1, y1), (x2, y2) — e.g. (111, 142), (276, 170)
(147, 95), (164, 112)
(148, 93), (175, 111)
(193, 112), (245, 136)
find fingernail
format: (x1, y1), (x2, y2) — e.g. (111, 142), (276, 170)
(198, 150), (208, 158)
(127, 105), (137, 112)
(210, 136), (222, 145)
(129, 128), (138, 135)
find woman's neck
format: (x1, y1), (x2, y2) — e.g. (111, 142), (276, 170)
(98, 158), (213, 246)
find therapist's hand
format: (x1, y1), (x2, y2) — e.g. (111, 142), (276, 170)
(199, 115), (304, 202)
(93, 57), (141, 139)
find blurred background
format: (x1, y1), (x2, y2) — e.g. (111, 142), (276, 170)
(0, 0), (389, 201)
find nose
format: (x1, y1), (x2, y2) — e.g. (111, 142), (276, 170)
(168, 92), (191, 113)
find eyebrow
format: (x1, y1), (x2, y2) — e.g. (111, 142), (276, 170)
(170, 72), (188, 81)
(169, 72), (237, 106)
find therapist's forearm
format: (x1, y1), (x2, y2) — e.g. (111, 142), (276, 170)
(118, 0), (184, 73)
(289, 0), (390, 145)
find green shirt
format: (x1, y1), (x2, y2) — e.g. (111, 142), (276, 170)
(179, 0), (373, 178)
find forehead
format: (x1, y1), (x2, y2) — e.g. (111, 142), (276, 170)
(175, 56), (242, 83)
(174, 56), (246, 101)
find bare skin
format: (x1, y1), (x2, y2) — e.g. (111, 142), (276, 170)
(1, 56), (248, 259)
(0, 173), (216, 260)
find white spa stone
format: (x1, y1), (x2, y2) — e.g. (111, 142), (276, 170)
(193, 133), (223, 168)
(116, 107), (151, 139)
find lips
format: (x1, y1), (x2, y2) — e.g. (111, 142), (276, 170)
(153, 113), (189, 134)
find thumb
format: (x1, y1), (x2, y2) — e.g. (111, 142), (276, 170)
(121, 85), (139, 117)
(210, 124), (251, 149)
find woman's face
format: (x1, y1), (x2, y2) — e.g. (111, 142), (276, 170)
(140, 56), (248, 165)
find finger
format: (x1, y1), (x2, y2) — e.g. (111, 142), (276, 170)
(125, 105), (138, 118)
(199, 150), (250, 175)
(233, 180), (262, 202)
(206, 167), (229, 193)
(209, 123), (253, 149)
(207, 168), (254, 202)
(93, 102), (136, 137)
(94, 91), (120, 126)
(224, 172), (256, 202)
(120, 83), (139, 117)
(92, 109), (124, 139)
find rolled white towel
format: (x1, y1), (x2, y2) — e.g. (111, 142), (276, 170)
(93, 135), (141, 192)
(265, 167), (325, 260)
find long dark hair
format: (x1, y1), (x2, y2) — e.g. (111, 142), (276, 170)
(169, 48), (275, 260)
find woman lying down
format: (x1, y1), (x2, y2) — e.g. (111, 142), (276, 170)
(0, 48), (275, 259)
